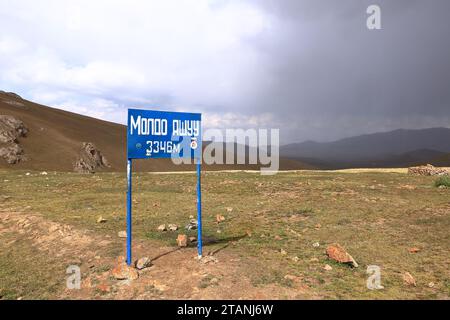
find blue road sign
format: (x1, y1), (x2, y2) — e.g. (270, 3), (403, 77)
(126, 109), (203, 266)
(127, 109), (202, 160)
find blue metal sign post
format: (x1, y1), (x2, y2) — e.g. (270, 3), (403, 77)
(126, 109), (202, 265)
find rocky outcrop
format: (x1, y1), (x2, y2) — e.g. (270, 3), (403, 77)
(0, 115), (28, 164)
(73, 142), (110, 173)
(408, 164), (448, 176)
(0, 143), (26, 164)
(0, 115), (28, 143)
(0, 91), (23, 100)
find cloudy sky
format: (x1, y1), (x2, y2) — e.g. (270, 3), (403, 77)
(0, 0), (449, 143)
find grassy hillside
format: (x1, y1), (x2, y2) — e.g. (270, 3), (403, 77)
(0, 92), (310, 172)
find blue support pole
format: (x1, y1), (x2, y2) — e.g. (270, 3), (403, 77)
(126, 158), (133, 265)
(196, 161), (203, 258)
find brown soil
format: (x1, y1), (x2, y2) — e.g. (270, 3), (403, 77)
(0, 210), (313, 300)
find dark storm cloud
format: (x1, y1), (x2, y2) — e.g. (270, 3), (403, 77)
(237, 0), (450, 141)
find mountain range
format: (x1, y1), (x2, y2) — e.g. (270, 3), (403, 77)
(1, 90), (449, 171)
(280, 127), (450, 168)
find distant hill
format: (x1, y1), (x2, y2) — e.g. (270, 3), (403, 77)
(425, 152), (450, 167)
(281, 128), (450, 169)
(0, 91), (310, 172)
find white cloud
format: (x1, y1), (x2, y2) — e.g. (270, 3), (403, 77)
(0, 0), (272, 124)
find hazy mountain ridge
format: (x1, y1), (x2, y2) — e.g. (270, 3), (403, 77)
(281, 128), (450, 168)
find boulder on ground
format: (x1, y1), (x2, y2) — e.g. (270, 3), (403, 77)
(326, 243), (359, 268)
(74, 142), (110, 173)
(96, 216), (107, 223)
(408, 164), (448, 176)
(135, 257), (152, 270)
(402, 272), (416, 286)
(185, 219), (198, 230)
(177, 234), (188, 247)
(111, 257), (139, 280)
(157, 224), (167, 232)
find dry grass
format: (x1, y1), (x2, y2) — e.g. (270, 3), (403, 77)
(0, 169), (449, 299)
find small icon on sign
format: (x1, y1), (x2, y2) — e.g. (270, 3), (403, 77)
(146, 149), (152, 156)
(136, 143), (142, 149)
(190, 138), (198, 150)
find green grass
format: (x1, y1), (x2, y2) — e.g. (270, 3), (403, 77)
(435, 176), (450, 188)
(0, 169), (449, 299)
(0, 232), (64, 299)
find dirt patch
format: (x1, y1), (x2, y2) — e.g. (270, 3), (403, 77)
(0, 210), (312, 300)
(0, 210), (108, 258)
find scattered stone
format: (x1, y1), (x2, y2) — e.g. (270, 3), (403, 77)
(398, 185), (417, 190)
(97, 216), (107, 223)
(177, 234), (188, 247)
(168, 224), (178, 231)
(25, 172), (31, 176)
(326, 243), (359, 268)
(315, 224), (322, 230)
(73, 142), (110, 174)
(280, 249), (287, 255)
(185, 219), (198, 231)
(96, 283), (111, 293)
(189, 237), (197, 243)
(274, 235), (282, 241)
(292, 256), (300, 262)
(408, 247), (421, 254)
(216, 229), (222, 234)
(312, 242), (320, 248)
(40, 171), (48, 175)
(284, 274), (300, 281)
(200, 256), (218, 264)
(216, 214), (226, 223)
(111, 257), (139, 280)
(118, 231), (127, 238)
(402, 272), (416, 286)
(189, 215), (194, 219)
(428, 282), (435, 288)
(135, 257), (152, 270)
(157, 224), (167, 232)
(226, 207), (233, 213)
(323, 264), (333, 271)
(310, 258), (319, 263)
(408, 164), (448, 176)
